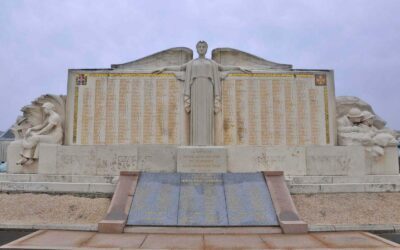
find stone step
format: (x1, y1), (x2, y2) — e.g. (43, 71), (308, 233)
(0, 181), (116, 194)
(0, 173), (117, 184)
(289, 183), (400, 194)
(287, 175), (400, 185)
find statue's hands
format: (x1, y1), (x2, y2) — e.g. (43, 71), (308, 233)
(214, 96), (222, 113)
(26, 128), (32, 135)
(184, 95), (191, 113)
(239, 67), (252, 74)
(152, 67), (165, 74)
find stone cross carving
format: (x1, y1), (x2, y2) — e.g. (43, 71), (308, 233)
(153, 41), (250, 146)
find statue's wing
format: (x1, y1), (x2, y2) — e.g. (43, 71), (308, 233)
(212, 48), (292, 70)
(111, 47), (193, 70)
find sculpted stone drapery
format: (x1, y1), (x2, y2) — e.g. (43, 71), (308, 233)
(16, 102), (63, 165)
(154, 41), (250, 146)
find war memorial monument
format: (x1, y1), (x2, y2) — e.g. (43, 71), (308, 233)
(1, 41), (399, 248)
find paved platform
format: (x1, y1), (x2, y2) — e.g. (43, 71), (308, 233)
(2, 230), (399, 249)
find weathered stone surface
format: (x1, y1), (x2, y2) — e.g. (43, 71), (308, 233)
(53, 145), (97, 175)
(37, 143), (57, 174)
(367, 146), (399, 175)
(138, 145), (176, 172)
(178, 173), (227, 226)
(306, 146), (366, 176)
(95, 145), (138, 175)
(127, 173), (180, 225)
(227, 146), (306, 175)
(7, 141), (37, 174)
(224, 173), (278, 226)
(177, 146), (227, 173)
(127, 173), (278, 226)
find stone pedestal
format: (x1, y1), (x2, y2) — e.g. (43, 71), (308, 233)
(7, 140), (38, 174)
(7, 143), (399, 177)
(367, 147), (399, 175)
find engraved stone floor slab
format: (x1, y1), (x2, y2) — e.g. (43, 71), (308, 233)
(178, 173), (228, 226)
(127, 173), (180, 225)
(127, 172), (278, 226)
(224, 173), (279, 226)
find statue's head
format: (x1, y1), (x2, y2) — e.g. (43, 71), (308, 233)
(196, 41), (208, 57)
(42, 102), (55, 114)
(347, 107), (362, 123)
(361, 110), (375, 126)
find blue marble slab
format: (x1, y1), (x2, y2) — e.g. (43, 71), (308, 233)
(127, 173), (180, 225)
(223, 173), (279, 226)
(178, 173), (228, 226)
(127, 172), (278, 226)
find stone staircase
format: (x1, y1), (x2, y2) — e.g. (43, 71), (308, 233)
(1, 173), (400, 195)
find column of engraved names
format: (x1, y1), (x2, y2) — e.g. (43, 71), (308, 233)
(316, 86), (327, 144)
(235, 79), (247, 144)
(222, 79), (236, 145)
(105, 79), (118, 144)
(284, 78), (298, 145)
(93, 78), (107, 144)
(247, 79), (260, 145)
(80, 84), (94, 145)
(259, 79), (273, 145)
(168, 79), (179, 144)
(130, 79), (141, 144)
(295, 76), (310, 145)
(309, 87), (320, 144)
(143, 79), (154, 144)
(118, 79), (130, 144)
(272, 79), (285, 145)
(155, 79), (165, 144)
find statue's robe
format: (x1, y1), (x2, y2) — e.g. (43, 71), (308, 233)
(184, 58), (221, 145)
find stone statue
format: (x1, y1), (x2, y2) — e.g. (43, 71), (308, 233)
(153, 41), (251, 145)
(16, 102), (63, 165)
(337, 107), (398, 157)
(359, 111), (398, 156)
(337, 107), (372, 146)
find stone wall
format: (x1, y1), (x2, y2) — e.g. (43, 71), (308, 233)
(65, 70), (336, 147)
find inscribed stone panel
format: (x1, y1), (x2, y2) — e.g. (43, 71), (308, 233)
(178, 173), (228, 226)
(69, 73), (181, 145)
(127, 173), (180, 225)
(223, 173), (278, 225)
(221, 73), (333, 146)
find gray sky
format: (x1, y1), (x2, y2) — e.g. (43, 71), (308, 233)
(0, 0), (399, 131)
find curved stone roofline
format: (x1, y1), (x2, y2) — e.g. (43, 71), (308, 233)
(212, 47), (292, 70)
(111, 46), (292, 70)
(111, 47), (193, 70)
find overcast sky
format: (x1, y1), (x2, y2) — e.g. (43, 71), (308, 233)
(0, 0), (399, 131)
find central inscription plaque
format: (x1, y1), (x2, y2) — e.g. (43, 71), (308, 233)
(177, 146), (227, 173)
